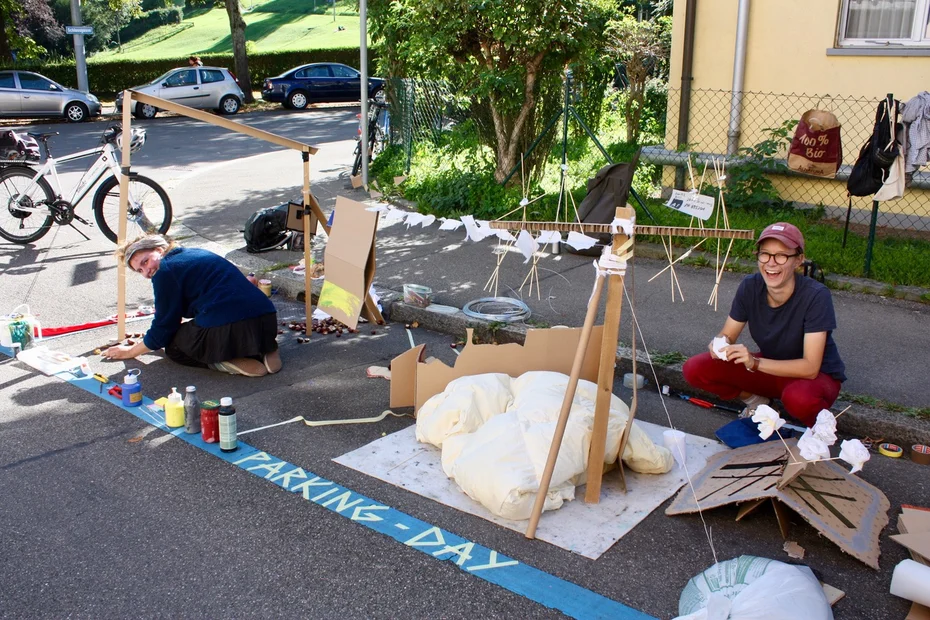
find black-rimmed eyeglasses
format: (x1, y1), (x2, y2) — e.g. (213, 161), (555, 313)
(756, 251), (800, 265)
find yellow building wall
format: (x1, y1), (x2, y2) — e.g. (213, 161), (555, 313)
(662, 0), (928, 224)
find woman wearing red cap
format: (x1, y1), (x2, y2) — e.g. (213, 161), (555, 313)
(683, 222), (845, 426)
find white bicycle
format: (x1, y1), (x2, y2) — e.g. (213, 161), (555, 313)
(0, 124), (171, 244)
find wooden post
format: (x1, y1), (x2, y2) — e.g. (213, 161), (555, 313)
(116, 91), (132, 341)
(302, 152), (313, 334)
(525, 274), (605, 539)
(584, 206), (632, 504)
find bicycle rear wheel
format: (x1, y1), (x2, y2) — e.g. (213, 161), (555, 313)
(92, 174), (172, 244)
(0, 167), (54, 244)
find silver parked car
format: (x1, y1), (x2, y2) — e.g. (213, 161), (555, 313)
(116, 66), (244, 119)
(0, 70), (102, 123)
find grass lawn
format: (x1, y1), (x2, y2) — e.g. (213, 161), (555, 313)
(91, 0), (362, 62)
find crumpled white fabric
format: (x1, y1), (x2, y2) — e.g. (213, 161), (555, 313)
(839, 439), (870, 474)
(711, 336), (729, 361)
(417, 371), (673, 520)
(416, 373), (513, 446)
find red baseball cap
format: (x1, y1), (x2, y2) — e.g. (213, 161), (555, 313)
(757, 222), (804, 252)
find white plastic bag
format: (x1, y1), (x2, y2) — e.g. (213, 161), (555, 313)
(0, 303), (42, 350)
(675, 555), (833, 620)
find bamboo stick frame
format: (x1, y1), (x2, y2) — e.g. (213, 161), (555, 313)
(116, 90), (331, 337)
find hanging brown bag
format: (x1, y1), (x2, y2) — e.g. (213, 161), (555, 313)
(787, 109), (843, 178)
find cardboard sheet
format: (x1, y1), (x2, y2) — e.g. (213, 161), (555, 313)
(390, 327), (604, 411)
(334, 420), (724, 559)
(316, 196), (378, 330)
(666, 439), (890, 569)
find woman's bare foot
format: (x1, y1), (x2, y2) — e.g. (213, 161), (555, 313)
(263, 350), (282, 374)
(212, 358), (268, 377)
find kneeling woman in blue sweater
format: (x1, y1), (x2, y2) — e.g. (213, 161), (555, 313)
(104, 234), (281, 377)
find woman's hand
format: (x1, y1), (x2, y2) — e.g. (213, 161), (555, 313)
(724, 343), (755, 370)
(104, 345), (136, 360)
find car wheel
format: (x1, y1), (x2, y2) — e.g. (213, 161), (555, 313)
(135, 103), (157, 119)
(219, 95), (241, 115)
(288, 91), (309, 110)
(64, 102), (88, 123)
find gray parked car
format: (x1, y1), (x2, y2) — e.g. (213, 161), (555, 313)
(0, 70), (102, 123)
(116, 66), (244, 119)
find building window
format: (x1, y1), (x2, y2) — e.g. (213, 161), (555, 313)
(839, 0), (930, 46)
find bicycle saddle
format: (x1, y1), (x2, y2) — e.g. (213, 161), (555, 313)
(27, 131), (59, 141)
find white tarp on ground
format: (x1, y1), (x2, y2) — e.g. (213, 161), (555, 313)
(334, 421), (724, 559)
(415, 371), (673, 520)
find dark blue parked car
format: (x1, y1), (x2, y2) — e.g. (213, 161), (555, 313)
(261, 63), (385, 110)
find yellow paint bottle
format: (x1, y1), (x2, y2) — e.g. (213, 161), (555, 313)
(165, 387), (185, 428)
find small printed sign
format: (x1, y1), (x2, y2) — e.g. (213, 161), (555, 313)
(665, 189), (715, 221)
(65, 25), (94, 35)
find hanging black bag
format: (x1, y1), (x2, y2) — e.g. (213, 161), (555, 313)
(846, 95), (899, 197)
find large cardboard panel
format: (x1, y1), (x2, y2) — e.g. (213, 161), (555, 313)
(892, 533), (930, 563)
(409, 326), (604, 411)
(316, 197), (378, 330)
(667, 439), (890, 569)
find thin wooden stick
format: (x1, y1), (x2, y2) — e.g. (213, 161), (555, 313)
(526, 275), (605, 538)
(648, 238), (707, 282)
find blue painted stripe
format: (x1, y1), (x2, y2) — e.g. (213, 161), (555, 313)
(62, 372), (656, 620)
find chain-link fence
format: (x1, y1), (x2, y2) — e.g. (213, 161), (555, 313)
(651, 88), (928, 234)
(387, 78), (465, 169)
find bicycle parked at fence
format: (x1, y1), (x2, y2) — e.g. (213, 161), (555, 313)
(0, 124), (172, 244)
(352, 99), (390, 177)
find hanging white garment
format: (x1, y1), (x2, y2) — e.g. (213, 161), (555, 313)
(902, 91), (930, 174)
(874, 123), (907, 201)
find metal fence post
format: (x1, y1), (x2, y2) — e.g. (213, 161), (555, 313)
(863, 199), (880, 277)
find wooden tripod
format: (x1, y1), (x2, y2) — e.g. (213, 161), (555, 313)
(489, 207), (754, 538)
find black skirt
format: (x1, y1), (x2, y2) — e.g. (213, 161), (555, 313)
(164, 312), (278, 368)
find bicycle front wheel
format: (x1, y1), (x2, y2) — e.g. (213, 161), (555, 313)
(0, 167), (54, 244)
(93, 175), (172, 244)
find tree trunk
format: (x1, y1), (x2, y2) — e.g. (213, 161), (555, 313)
(491, 53), (544, 184)
(224, 0), (254, 103)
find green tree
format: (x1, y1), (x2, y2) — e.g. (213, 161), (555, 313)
(0, 0), (63, 61)
(604, 10), (670, 144)
(369, 0), (613, 184)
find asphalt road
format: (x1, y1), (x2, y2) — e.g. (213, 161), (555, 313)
(0, 110), (923, 618)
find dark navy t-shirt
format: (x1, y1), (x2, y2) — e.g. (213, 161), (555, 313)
(730, 272), (846, 381)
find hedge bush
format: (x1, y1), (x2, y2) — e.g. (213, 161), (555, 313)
(1, 47), (378, 94)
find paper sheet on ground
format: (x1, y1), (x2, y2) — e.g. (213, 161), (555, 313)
(334, 420), (724, 559)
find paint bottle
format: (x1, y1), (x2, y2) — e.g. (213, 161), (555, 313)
(218, 396), (238, 452)
(201, 400), (220, 443)
(183, 385), (201, 435)
(165, 387), (185, 428)
(120, 369), (142, 407)
(246, 272), (259, 286)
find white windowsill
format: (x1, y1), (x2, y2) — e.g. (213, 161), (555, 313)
(827, 47), (930, 56)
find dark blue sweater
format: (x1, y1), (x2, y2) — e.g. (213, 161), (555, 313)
(143, 248), (275, 351)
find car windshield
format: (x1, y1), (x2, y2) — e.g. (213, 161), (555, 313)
(149, 70), (176, 85)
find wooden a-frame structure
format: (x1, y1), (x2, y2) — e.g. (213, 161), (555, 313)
(490, 208), (753, 538)
(114, 90), (383, 340)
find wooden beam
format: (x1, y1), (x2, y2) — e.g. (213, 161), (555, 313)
(487, 220), (754, 240)
(303, 156), (313, 335)
(128, 91), (319, 155)
(116, 93), (132, 341)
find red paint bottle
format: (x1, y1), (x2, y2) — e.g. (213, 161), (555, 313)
(201, 400), (220, 443)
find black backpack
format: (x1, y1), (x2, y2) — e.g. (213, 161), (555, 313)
(243, 204), (292, 253)
(847, 95), (900, 197)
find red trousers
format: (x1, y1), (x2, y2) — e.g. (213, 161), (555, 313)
(682, 352), (842, 427)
